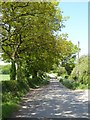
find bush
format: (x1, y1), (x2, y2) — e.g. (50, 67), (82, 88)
(72, 76), (78, 81)
(18, 79), (30, 91)
(70, 55), (88, 85)
(60, 78), (80, 90)
(65, 75), (68, 79)
(63, 79), (74, 89)
(59, 78), (64, 82)
(2, 78), (30, 103)
(59, 77), (88, 90)
(1, 72), (50, 119)
(2, 81), (18, 92)
(77, 83), (88, 89)
(57, 67), (67, 76)
(27, 74), (50, 88)
(41, 79), (50, 85)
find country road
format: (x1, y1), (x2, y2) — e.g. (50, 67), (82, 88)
(11, 78), (89, 119)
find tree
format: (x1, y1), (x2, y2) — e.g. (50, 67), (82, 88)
(61, 54), (76, 75)
(1, 2), (79, 82)
(1, 2), (31, 80)
(56, 34), (79, 75)
(1, 2), (63, 81)
(20, 2), (64, 80)
(51, 34), (78, 75)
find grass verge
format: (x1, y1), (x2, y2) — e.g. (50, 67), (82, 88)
(0, 74), (10, 81)
(59, 78), (88, 90)
(2, 102), (20, 119)
(2, 77), (50, 119)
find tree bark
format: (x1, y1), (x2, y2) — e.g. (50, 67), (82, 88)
(32, 70), (37, 81)
(10, 59), (16, 80)
(17, 60), (22, 81)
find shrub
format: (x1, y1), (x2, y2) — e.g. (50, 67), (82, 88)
(59, 78), (63, 82)
(60, 78), (79, 90)
(70, 55), (88, 85)
(77, 83), (88, 89)
(27, 74), (50, 88)
(41, 79), (50, 85)
(62, 79), (73, 89)
(57, 67), (67, 76)
(60, 77), (88, 90)
(18, 79), (30, 91)
(2, 81), (18, 92)
(2, 78), (30, 103)
(65, 75), (68, 79)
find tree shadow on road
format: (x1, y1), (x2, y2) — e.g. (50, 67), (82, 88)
(10, 79), (89, 119)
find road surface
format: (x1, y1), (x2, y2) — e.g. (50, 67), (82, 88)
(11, 78), (89, 119)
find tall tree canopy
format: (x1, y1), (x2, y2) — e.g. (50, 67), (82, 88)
(1, 2), (78, 81)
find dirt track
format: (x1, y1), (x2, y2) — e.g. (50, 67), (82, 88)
(11, 78), (89, 119)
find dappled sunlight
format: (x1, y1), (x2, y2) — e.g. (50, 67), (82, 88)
(22, 106), (29, 109)
(11, 78), (88, 118)
(54, 113), (62, 116)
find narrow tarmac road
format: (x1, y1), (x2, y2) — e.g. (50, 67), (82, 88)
(11, 78), (88, 119)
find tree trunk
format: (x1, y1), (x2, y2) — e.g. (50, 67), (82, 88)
(17, 60), (22, 82)
(32, 70), (37, 81)
(10, 59), (16, 80)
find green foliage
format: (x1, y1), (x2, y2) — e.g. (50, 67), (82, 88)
(59, 77), (64, 82)
(52, 64), (67, 76)
(1, 2), (78, 82)
(2, 73), (50, 102)
(76, 83), (88, 89)
(51, 64), (59, 73)
(2, 79), (30, 103)
(60, 79), (74, 89)
(60, 78), (78, 90)
(0, 65), (10, 74)
(65, 75), (69, 79)
(59, 34), (79, 76)
(1, 2), (64, 81)
(1, 76), (50, 119)
(71, 55), (88, 85)
(88, 76), (90, 89)
(27, 73), (50, 88)
(59, 77), (88, 90)
(57, 67), (67, 76)
(1, 2), (80, 118)
(61, 54), (76, 75)
(51, 34), (78, 76)
(2, 80), (18, 92)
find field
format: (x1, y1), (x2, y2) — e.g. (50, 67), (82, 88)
(0, 74), (10, 81)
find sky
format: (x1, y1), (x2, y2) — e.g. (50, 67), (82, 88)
(58, 1), (88, 57)
(0, 1), (88, 65)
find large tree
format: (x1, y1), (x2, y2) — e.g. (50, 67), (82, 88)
(1, 2), (63, 80)
(58, 34), (79, 75)
(1, 2), (79, 82)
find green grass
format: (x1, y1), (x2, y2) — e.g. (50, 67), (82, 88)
(76, 83), (88, 89)
(1, 76), (50, 119)
(0, 74), (10, 81)
(2, 102), (20, 119)
(59, 78), (88, 90)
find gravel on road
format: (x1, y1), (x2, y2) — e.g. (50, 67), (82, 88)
(11, 78), (89, 119)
